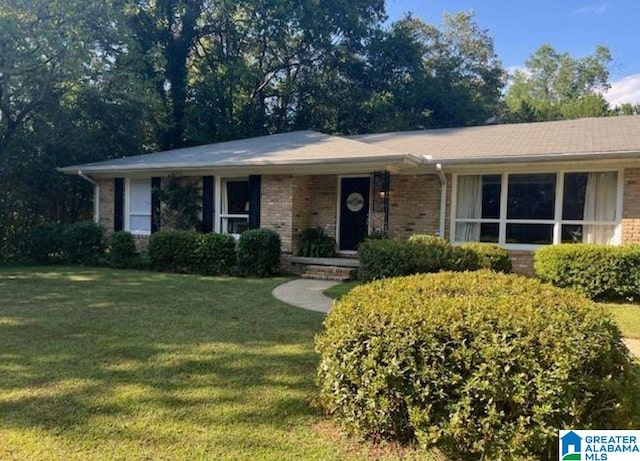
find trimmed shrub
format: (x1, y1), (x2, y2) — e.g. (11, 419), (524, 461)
(534, 244), (640, 300)
(297, 227), (336, 258)
(192, 233), (236, 275)
(236, 228), (281, 277)
(148, 230), (198, 273)
(407, 234), (456, 272)
(316, 271), (640, 461)
(460, 242), (512, 273)
(406, 234), (447, 246)
(108, 231), (137, 268)
(357, 239), (414, 281)
(359, 236), (512, 281)
(61, 221), (105, 265)
(25, 222), (66, 263)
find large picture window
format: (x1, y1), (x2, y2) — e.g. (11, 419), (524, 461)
(127, 178), (152, 235)
(453, 171), (620, 247)
(220, 179), (249, 236)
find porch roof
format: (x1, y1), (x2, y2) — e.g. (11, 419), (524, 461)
(59, 130), (421, 175)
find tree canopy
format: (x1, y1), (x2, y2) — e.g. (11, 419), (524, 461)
(503, 44), (613, 122)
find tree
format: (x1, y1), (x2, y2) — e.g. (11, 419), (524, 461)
(296, 12), (505, 133)
(503, 44), (612, 122)
(124, 0), (386, 148)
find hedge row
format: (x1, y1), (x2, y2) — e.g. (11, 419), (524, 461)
(534, 244), (640, 300)
(148, 228), (280, 277)
(22, 221), (105, 265)
(358, 235), (512, 281)
(316, 271), (640, 461)
(16, 221), (281, 277)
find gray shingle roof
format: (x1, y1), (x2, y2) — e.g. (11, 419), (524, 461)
(351, 116), (640, 162)
(60, 116), (640, 174)
(60, 130), (413, 174)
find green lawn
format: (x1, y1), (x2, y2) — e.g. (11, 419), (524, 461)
(605, 303), (640, 339)
(324, 281), (362, 300)
(0, 266), (428, 461)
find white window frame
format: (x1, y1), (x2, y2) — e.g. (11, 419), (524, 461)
(215, 176), (249, 238)
(124, 178), (152, 236)
(451, 169), (623, 250)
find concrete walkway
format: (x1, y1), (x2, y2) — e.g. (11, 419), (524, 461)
(272, 279), (337, 313)
(624, 338), (640, 358)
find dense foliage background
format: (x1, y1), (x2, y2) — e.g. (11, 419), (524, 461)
(0, 1), (636, 259)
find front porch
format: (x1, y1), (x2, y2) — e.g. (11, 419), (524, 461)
(259, 172), (442, 255)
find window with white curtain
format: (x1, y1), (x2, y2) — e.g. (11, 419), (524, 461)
(455, 174), (500, 243)
(453, 171), (619, 247)
(220, 179), (249, 236)
(561, 172), (618, 244)
(127, 178), (151, 235)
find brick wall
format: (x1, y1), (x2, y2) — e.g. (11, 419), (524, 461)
(292, 176), (312, 253)
(310, 175), (338, 239)
(261, 175), (296, 253)
(622, 168), (640, 244)
(388, 174), (441, 239)
(97, 178), (115, 235)
(508, 250), (535, 277)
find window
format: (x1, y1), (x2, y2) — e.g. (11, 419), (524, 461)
(506, 173), (556, 244)
(127, 178), (151, 235)
(561, 172), (618, 244)
(453, 171), (619, 247)
(220, 179), (249, 236)
(454, 175), (500, 243)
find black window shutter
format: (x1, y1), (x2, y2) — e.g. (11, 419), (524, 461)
(248, 175), (261, 229)
(151, 177), (162, 233)
(114, 178), (124, 232)
(202, 176), (214, 233)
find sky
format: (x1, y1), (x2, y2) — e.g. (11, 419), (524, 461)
(385, 0), (640, 106)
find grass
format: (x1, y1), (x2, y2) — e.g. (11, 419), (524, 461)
(0, 266), (430, 461)
(323, 281), (361, 300)
(604, 303), (640, 339)
(2, 268), (635, 460)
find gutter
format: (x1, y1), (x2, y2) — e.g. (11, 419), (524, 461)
(77, 170), (100, 224)
(58, 153), (421, 175)
(432, 149), (640, 165)
(435, 164), (447, 239)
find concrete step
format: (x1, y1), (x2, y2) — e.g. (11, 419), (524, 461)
(301, 273), (351, 282)
(301, 265), (358, 282)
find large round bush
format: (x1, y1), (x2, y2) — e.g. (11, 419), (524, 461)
(316, 271), (639, 461)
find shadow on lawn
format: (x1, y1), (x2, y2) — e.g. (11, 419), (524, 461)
(0, 267), (325, 435)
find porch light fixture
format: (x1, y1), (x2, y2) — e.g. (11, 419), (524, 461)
(373, 171), (390, 213)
